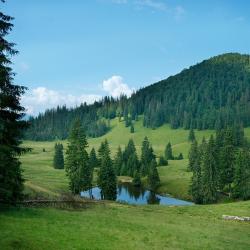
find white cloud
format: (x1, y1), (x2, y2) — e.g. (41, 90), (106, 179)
(102, 75), (134, 98)
(134, 0), (167, 11)
(21, 87), (101, 115)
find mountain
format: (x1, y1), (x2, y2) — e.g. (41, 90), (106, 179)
(25, 53), (250, 141)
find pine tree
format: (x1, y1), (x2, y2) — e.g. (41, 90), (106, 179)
(53, 143), (64, 169)
(0, 4), (29, 204)
(165, 142), (173, 160)
(98, 140), (117, 200)
(201, 136), (218, 204)
(219, 128), (235, 195)
(148, 159), (160, 190)
(233, 149), (250, 200)
(188, 128), (196, 142)
(65, 120), (92, 194)
(158, 156), (168, 166)
(130, 123), (134, 133)
(141, 137), (155, 175)
(113, 146), (123, 175)
(132, 171), (141, 186)
(188, 140), (198, 171)
(189, 140), (204, 204)
(89, 147), (98, 170)
(177, 153), (184, 160)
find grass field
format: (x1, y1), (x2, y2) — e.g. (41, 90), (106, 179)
(20, 117), (211, 200)
(2, 119), (249, 250)
(1, 201), (250, 250)
(21, 117), (250, 200)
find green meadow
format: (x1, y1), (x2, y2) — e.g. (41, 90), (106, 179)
(0, 118), (249, 250)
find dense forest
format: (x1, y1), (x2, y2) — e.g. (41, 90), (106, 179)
(25, 53), (250, 141)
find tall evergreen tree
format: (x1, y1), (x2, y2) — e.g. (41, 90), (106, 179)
(130, 123), (134, 133)
(65, 120), (92, 194)
(141, 137), (155, 176)
(89, 147), (98, 170)
(219, 128), (235, 195)
(98, 140), (117, 200)
(0, 4), (28, 204)
(113, 146), (123, 175)
(148, 159), (160, 190)
(201, 136), (218, 204)
(233, 149), (250, 200)
(165, 142), (173, 160)
(188, 140), (198, 171)
(188, 128), (196, 142)
(53, 143), (64, 169)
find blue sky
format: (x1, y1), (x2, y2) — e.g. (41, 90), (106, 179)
(2, 0), (250, 114)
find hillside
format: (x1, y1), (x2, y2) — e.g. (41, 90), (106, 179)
(25, 53), (250, 141)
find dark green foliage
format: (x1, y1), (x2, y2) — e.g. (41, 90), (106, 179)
(188, 129), (196, 142)
(188, 140), (198, 171)
(130, 123), (134, 133)
(165, 142), (173, 160)
(148, 159), (160, 191)
(158, 156), (168, 166)
(232, 150), (250, 200)
(0, 6), (29, 204)
(89, 148), (98, 170)
(65, 120), (92, 194)
(201, 136), (218, 204)
(25, 53), (250, 141)
(132, 171), (141, 186)
(42, 148), (46, 152)
(189, 126), (250, 204)
(97, 140), (117, 200)
(113, 146), (123, 175)
(123, 139), (139, 176)
(177, 153), (184, 160)
(53, 143), (64, 169)
(141, 137), (155, 176)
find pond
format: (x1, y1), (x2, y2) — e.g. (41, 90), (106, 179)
(80, 182), (193, 206)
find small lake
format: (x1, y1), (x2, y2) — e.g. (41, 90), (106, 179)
(81, 182), (193, 206)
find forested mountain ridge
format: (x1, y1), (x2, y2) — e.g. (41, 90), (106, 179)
(25, 53), (250, 141)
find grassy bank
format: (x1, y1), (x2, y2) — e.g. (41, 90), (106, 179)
(1, 201), (250, 250)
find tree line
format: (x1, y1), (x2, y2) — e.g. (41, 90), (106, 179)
(189, 126), (250, 204)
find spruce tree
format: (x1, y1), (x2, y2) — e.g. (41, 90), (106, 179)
(219, 128), (235, 195)
(132, 170), (141, 186)
(188, 140), (198, 171)
(189, 139), (205, 204)
(188, 128), (196, 142)
(201, 136), (218, 204)
(130, 123), (134, 133)
(113, 146), (123, 175)
(53, 143), (64, 169)
(98, 140), (117, 200)
(158, 156), (168, 166)
(233, 149), (250, 200)
(65, 120), (91, 194)
(0, 4), (28, 204)
(165, 142), (173, 160)
(141, 137), (155, 175)
(148, 159), (160, 190)
(89, 147), (98, 170)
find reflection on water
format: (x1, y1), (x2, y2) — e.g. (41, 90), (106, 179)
(81, 182), (193, 206)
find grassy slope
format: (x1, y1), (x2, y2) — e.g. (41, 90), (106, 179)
(21, 117), (250, 200)
(1, 201), (250, 250)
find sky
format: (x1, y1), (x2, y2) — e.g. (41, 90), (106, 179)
(2, 0), (250, 115)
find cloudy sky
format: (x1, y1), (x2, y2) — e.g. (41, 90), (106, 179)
(3, 0), (250, 115)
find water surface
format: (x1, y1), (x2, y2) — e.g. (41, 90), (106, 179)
(81, 182), (193, 206)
